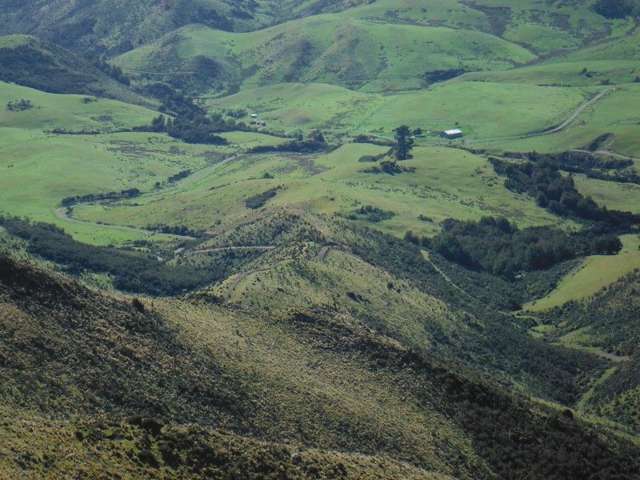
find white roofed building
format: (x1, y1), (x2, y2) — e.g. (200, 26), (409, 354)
(442, 129), (463, 139)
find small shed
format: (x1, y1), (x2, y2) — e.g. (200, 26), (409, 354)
(442, 128), (463, 139)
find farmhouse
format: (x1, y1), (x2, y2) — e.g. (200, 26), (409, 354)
(442, 128), (463, 139)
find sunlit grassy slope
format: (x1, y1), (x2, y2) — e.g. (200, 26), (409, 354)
(525, 235), (640, 312)
(113, 0), (632, 95)
(208, 81), (589, 140)
(0, 81), (154, 131)
(73, 144), (565, 239)
(115, 16), (535, 93)
(482, 84), (640, 156)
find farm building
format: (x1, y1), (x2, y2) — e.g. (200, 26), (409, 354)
(442, 129), (463, 139)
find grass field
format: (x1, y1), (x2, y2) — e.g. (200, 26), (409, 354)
(0, 81), (155, 132)
(484, 84), (640, 156)
(0, 130), (286, 245)
(524, 235), (640, 312)
(0, 129), (208, 244)
(73, 144), (565, 239)
(466, 60), (640, 86)
(0, 80), (292, 245)
(209, 81), (591, 142)
(574, 175), (640, 214)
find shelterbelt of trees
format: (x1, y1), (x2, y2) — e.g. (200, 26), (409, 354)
(415, 217), (623, 279)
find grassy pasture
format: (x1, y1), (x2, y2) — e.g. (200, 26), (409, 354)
(0, 81), (155, 131)
(486, 84), (640, 156)
(210, 81), (590, 142)
(466, 61), (640, 86)
(0, 128), (234, 245)
(0, 79), (290, 245)
(113, 0), (632, 95)
(74, 144), (564, 239)
(525, 235), (640, 312)
(574, 175), (640, 214)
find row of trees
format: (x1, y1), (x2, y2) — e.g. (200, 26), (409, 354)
(490, 157), (640, 229)
(593, 0), (639, 18)
(0, 216), (236, 296)
(61, 188), (140, 207)
(248, 130), (328, 154)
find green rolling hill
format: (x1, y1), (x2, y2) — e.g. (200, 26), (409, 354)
(0, 35), (150, 105)
(114, 18), (535, 95)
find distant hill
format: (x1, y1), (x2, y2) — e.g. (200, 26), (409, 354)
(114, 18), (534, 95)
(1, 0), (627, 97)
(0, 0), (371, 55)
(110, 0), (629, 95)
(0, 35), (151, 105)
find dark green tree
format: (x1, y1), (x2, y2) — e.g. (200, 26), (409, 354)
(593, 0), (637, 18)
(393, 125), (414, 160)
(150, 114), (166, 132)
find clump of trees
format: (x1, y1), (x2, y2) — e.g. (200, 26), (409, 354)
(147, 224), (203, 237)
(94, 59), (131, 85)
(167, 169), (192, 183)
(347, 205), (396, 223)
(0, 216), (257, 296)
(6, 99), (33, 112)
(593, 0), (638, 18)
(245, 188), (280, 209)
(393, 125), (414, 160)
(147, 113), (229, 145)
(503, 149), (640, 185)
(424, 69), (465, 84)
(249, 130), (329, 154)
(416, 216), (622, 278)
(362, 160), (415, 175)
(61, 188), (141, 207)
(520, 150), (633, 172)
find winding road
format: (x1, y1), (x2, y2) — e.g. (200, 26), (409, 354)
(527, 87), (614, 138)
